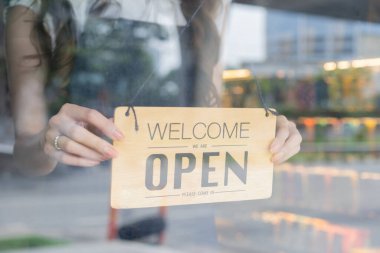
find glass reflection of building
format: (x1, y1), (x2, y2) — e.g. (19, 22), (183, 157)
(260, 10), (380, 113)
(267, 10), (380, 64)
(219, 7), (380, 253)
(224, 8), (380, 113)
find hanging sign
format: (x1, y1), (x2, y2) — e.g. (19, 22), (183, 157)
(111, 107), (276, 209)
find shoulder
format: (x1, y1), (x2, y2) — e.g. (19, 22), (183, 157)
(4, 0), (87, 19)
(6, 0), (41, 13)
(4, 0), (41, 24)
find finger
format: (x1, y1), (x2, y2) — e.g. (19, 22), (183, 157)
(55, 152), (101, 167)
(272, 125), (302, 164)
(77, 121), (88, 129)
(62, 136), (107, 161)
(62, 119), (119, 158)
(48, 132), (108, 162)
(60, 103), (124, 141)
(273, 145), (301, 164)
(272, 123), (302, 156)
(270, 116), (290, 153)
(49, 116), (118, 158)
(44, 144), (100, 167)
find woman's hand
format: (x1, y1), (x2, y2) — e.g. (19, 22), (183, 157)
(42, 103), (124, 167)
(270, 115), (302, 164)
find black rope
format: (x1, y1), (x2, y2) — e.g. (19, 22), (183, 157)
(226, 0), (278, 117)
(125, 105), (139, 131)
(253, 76), (280, 117)
(125, 0), (278, 130)
(125, 0), (207, 131)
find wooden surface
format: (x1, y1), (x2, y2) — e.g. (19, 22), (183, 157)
(111, 107), (276, 209)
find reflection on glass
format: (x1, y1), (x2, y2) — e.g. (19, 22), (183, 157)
(1, 0), (379, 253)
(218, 3), (380, 253)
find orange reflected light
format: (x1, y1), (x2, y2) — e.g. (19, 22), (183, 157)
(253, 211), (368, 236)
(302, 118), (316, 127)
(278, 164), (380, 181)
(363, 118), (378, 131)
(223, 69), (252, 81)
(324, 57), (380, 70)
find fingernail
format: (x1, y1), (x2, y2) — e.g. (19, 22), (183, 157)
(104, 146), (118, 158)
(113, 129), (125, 140)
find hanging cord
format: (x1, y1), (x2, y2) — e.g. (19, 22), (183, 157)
(125, 0), (207, 131)
(125, 106), (139, 131)
(253, 75), (280, 117)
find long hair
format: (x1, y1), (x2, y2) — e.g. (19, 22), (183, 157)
(25, 0), (222, 106)
(180, 0), (222, 106)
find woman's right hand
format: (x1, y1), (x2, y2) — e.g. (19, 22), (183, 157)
(42, 103), (124, 167)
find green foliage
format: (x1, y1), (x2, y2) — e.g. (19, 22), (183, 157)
(0, 235), (67, 251)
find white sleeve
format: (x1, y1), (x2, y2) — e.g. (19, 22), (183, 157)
(4, 0), (42, 23)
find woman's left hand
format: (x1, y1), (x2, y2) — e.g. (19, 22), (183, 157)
(270, 115), (302, 164)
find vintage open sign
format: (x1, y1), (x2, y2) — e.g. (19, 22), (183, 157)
(111, 107), (276, 209)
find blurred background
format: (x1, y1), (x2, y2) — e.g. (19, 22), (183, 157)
(1, 0), (380, 253)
